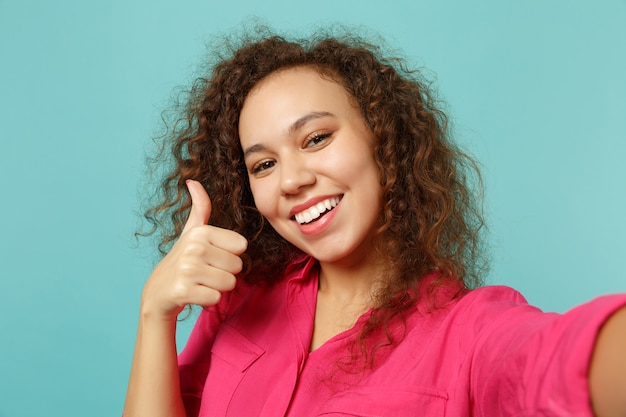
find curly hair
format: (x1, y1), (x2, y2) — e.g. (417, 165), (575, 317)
(143, 26), (488, 365)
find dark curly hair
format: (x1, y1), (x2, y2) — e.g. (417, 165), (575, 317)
(142, 26), (488, 365)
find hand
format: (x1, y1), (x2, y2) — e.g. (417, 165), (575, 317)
(140, 180), (248, 321)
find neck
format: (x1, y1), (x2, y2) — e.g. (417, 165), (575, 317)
(317, 250), (385, 308)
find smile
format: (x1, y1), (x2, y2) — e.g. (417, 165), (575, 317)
(294, 196), (342, 225)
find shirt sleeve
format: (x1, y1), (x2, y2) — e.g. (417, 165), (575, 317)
(465, 287), (626, 416)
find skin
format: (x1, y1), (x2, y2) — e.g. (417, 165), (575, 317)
(239, 67), (387, 348)
(589, 306), (626, 417)
(123, 67), (626, 416)
(239, 68), (384, 268)
(123, 67), (385, 415)
(123, 180), (248, 417)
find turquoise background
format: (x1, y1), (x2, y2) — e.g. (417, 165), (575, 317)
(1, 0), (624, 416)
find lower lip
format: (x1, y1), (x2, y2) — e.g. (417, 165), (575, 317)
(296, 200), (341, 236)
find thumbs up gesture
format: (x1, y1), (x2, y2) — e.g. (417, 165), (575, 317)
(140, 180), (248, 321)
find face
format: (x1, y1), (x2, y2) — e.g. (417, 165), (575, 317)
(238, 67), (384, 268)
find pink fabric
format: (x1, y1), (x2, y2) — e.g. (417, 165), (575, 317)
(178, 257), (626, 416)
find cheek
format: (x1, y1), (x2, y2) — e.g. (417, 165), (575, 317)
(249, 181), (275, 217)
(335, 153), (379, 184)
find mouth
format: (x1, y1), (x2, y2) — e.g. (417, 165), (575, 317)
(293, 195), (342, 225)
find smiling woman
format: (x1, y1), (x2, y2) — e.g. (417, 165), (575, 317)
(123, 27), (626, 417)
(240, 68), (383, 267)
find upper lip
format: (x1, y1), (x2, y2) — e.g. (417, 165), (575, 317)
(288, 194), (342, 218)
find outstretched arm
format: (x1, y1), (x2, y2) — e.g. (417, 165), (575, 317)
(589, 306), (626, 417)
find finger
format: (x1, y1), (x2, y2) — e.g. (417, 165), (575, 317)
(204, 227), (248, 256)
(196, 266), (238, 293)
(175, 284), (223, 308)
(167, 265), (236, 307)
(178, 228), (245, 272)
(182, 180), (212, 234)
(171, 266), (236, 306)
(197, 244), (244, 275)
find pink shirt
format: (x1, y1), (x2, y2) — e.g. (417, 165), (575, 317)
(178, 257), (626, 416)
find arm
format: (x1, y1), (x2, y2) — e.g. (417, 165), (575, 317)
(589, 306), (626, 417)
(465, 287), (626, 416)
(124, 313), (185, 417)
(123, 181), (247, 417)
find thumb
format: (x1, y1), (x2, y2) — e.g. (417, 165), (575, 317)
(182, 180), (212, 233)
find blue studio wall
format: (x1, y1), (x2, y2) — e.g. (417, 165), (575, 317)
(0, 1), (624, 416)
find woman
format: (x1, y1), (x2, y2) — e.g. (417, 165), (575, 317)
(124, 29), (626, 416)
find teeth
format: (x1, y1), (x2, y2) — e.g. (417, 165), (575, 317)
(294, 197), (341, 225)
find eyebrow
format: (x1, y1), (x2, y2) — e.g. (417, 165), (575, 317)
(288, 111), (334, 134)
(242, 111), (335, 159)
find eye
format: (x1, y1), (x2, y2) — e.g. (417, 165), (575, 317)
(304, 132), (332, 148)
(250, 159), (276, 174)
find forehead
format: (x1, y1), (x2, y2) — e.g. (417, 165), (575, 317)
(238, 67), (354, 138)
(248, 66), (344, 97)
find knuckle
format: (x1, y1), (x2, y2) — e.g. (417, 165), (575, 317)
(171, 281), (190, 302)
(182, 241), (207, 257)
(185, 225), (210, 240)
(177, 262), (198, 277)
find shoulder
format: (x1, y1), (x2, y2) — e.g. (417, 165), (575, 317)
(460, 285), (530, 310)
(409, 283), (543, 343)
(416, 273), (533, 319)
(448, 285), (540, 330)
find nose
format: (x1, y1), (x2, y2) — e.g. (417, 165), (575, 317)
(279, 154), (316, 195)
